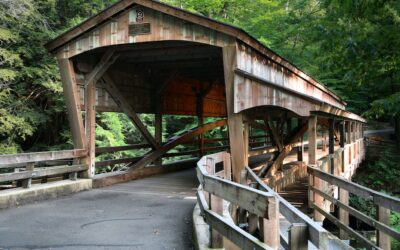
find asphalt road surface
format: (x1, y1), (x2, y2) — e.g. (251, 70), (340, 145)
(0, 168), (199, 250)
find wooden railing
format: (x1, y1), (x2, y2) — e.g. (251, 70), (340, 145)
(308, 138), (400, 249)
(94, 135), (272, 169)
(196, 152), (348, 250)
(0, 149), (88, 189)
(197, 152), (278, 249)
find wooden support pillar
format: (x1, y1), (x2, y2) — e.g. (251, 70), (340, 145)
(57, 59), (86, 150)
(322, 132), (327, 152)
(340, 121), (345, 148)
(309, 116), (324, 221)
(377, 206), (391, 250)
(243, 120), (249, 167)
(289, 223), (308, 250)
(339, 187), (349, 239)
(223, 45), (245, 183)
(84, 78), (96, 178)
(308, 116), (317, 165)
(297, 118), (304, 161)
(329, 119), (335, 174)
(196, 92), (205, 156)
(260, 196), (280, 250)
(154, 102), (162, 166)
(346, 122), (352, 164)
(22, 163), (35, 188)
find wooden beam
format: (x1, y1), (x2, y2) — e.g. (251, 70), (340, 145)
(223, 45), (245, 183)
(96, 144), (150, 154)
(84, 74), (96, 178)
(102, 73), (159, 149)
(196, 190), (271, 250)
(259, 123), (308, 178)
(308, 166), (400, 212)
(128, 119), (227, 171)
(0, 165), (88, 182)
(265, 119), (284, 152)
(0, 149), (87, 168)
(57, 59), (86, 151)
(84, 48), (118, 87)
(201, 174), (274, 218)
(329, 119), (335, 174)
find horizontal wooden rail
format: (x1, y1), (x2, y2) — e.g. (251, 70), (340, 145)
(0, 149), (87, 168)
(96, 157), (142, 167)
(95, 144), (150, 154)
(308, 166), (400, 212)
(197, 189), (272, 250)
(0, 165), (88, 182)
(246, 166), (330, 249)
(310, 186), (400, 240)
(312, 204), (377, 249)
(197, 169), (275, 218)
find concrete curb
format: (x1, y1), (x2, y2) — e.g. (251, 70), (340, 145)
(193, 203), (214, 250)
(0, 179), (92, 209)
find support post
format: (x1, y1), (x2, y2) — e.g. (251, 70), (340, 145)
(243, 120), (249, 167)
(260, 196), (280, 250)
(329, 119), (335, 174)
(223, 45), (245, 183)
(309, 116), (324, 221)
(22, 163), (35, 188)
(377, 206), (391, 250)
(154, 101), (162, 166)
(297, 118), (304, 161)
(339, 187), (349, 239)
(196, 92), (205, 156)
(84, 77), (96, 178)
(289, 223), (308, 250)
(57, 59), (86, 150)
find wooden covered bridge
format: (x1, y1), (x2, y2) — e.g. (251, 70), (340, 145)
(1, 0), (399, 249)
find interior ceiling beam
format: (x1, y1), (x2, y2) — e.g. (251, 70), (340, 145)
(102, 73), (160, 149)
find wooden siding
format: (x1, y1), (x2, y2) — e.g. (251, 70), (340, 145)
(235, 43), (345, 113)
(56, 6), (234, 59)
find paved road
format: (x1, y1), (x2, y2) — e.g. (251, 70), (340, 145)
(0, 168), (198, 250)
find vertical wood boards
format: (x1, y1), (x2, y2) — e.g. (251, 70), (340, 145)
(223, 45), (245, 183)
(234, 43), (345, 112)
(55, 6), (234, 60)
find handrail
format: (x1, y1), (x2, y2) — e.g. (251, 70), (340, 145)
(246, 166), (330, 249)
(308, 166), (400, 212)
(0, 149), (87, 168)
(196, 152), (278, 249)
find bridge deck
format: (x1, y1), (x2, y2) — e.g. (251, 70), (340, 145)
(0, 168), (198, 250)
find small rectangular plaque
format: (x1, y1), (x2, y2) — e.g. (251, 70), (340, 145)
(129, 23), (151, 36)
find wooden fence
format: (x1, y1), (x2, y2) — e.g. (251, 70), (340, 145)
(0, 149), (88, 189)
(196, 152), (347, 250)
(308, 138), (400, 249)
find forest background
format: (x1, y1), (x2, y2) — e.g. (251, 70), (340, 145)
(1, 0), (400, 243)
(0, 1), (399, 183)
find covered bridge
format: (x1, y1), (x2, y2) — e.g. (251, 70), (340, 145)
(1, 0), (398, 249)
